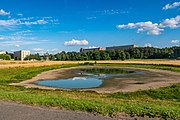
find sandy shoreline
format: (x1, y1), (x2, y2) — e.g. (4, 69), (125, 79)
(10, 66), (180, 93)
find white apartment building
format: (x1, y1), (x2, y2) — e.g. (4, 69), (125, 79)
(14, 50), (30, 61)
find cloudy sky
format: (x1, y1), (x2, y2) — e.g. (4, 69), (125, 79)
(0, 0), (180, 53)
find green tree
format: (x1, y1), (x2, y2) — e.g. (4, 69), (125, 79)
(125, 52), (131, 59)
(120, 51), (126, 61)
(80, 52), (88, 60)
(93, 51), (100, 60)
(109, 50), (116, 60)
(0, 54), (11, 60)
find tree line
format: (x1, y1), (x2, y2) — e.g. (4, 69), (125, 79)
(24, 46), (180, 61)
(0, 54), (11, 60)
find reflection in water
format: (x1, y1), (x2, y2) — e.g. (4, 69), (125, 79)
(34, 68), (141, 89)
(35, 77), (102, 89)
(72, 77), (87, 80)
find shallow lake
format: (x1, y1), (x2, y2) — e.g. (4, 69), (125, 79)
(34, 68), (138, 89)
(35, 77), (102, 89)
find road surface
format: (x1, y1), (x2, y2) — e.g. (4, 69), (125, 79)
(0, 101), (118, 120)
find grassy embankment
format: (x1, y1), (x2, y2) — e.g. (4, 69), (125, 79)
(0, 63), (179, 119)
(99, 63), (180, 72)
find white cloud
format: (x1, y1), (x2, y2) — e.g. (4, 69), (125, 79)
(15, 44), (20, 47)
(0, 37), (5, 40)
(64, 39), (89, 46)
(50, 48), (60, 54)
(0, 33), (50, 48)
(171, 40), (179, 44)
(37, 20), (48, 24)
(0, 18), (52, 30)
(96, 9), (129, 15)
(88, 46), (98, 49)
(163, 2), (180, 10)
(20, 19), (48, 25)
(10, 49), (18, 52)
(0, 39), (45, 47)
(144, 43), (152, 47)
(39, 40), (50, 42)
(117, 15), (180, 35)
(0, 9), (58, 34)
(33, 48), (43, 52)
(51, 48), (59, 52)
(117, 21), (163, 35)
(0, 9), (10, 16)
(0, 10), (58, 30)
(0, 19), (18, 27)
(86, 16), (97, 20)
(0, 10), (56, 48)
(13, 30), (32, 36)
(31, 48), (60, 54)
(160, 15), (180, 29)
(102, 9), (121, 15)
(17, 13), (23, 16)
(19, 17), (34, 21)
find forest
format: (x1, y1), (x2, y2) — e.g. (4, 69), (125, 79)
(24, 46), (180, 61)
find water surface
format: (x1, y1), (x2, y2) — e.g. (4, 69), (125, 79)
(34, 68), (137, 89)
(35, 77), (102, 89)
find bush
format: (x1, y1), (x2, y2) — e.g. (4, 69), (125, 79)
(0, 54), (11, 60)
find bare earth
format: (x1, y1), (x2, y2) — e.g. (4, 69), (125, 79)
(11, 66), (180, 93)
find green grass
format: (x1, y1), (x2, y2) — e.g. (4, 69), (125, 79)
(0, 64), (77, 85)
(99, 63), (180, 72)
(0, 63), (179, 119)
(110, 84), (180, 100)
(80, 68), (134, 74)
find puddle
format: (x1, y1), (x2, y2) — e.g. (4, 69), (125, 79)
(34, 68), (139, 89)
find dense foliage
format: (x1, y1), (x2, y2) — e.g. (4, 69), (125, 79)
(80, 68), (134, 74)
(24, 53), (41, 61)
(25, 46), (180, 61)
(0, 54), (11, 60)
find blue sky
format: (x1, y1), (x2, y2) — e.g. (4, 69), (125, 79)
(0, 0), (180, 53)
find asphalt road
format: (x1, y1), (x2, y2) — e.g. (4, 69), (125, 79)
(0, 101), (118, 120)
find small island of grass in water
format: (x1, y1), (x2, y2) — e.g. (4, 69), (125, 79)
(80, 68), (134, 74)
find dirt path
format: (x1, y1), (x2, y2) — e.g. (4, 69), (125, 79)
(0, 101), (116, 120)
(11, 66), (180, 93)
(0, 101), (156, 120)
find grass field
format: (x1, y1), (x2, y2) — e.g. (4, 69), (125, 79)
(0, 61), (180, 119)
(0, 59), (180, 68)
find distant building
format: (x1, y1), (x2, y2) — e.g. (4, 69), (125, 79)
(14, 50), (30, 61)
(106, 44), (138, 51)
(0, 50), (7, 54)
(80, 47), (104, 52)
